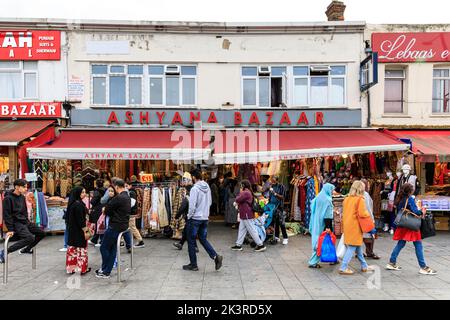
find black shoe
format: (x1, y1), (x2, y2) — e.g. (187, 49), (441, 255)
(95, 271), (110, 279)
(254, 245), (266, 252)
(183, 264), (199, 271)
(19, 249), (33, 255)
(127, 248), (132, 254)
(231, 245), (243, 251)
(173, 242), (183, 250)
(134, 241), (145, 248)
(214, 255), (223, 271)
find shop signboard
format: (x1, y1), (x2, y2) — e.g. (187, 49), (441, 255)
(71, 108), (362, 128)
(0, 30), (61, 60)
(0, 102), (62, 118)
(372, 32), (450, 63)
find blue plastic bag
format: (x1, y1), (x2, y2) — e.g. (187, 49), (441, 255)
(320, 233), (338, 263)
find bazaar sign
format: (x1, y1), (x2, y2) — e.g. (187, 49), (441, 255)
(71, 109), (362, 128)
(0, 30), (61, 60)
(372, 32), (450, 63)
(0, 102), (62, 118)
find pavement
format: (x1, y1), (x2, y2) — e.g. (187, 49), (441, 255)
(1, 223), (450, 300)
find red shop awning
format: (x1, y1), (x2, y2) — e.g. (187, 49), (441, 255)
(0, 120), (55, 146)
(389, 130), (450, 162)
(27, 130), (211, 161)
(213, 129), (410, 164)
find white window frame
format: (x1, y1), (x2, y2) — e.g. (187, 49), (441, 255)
(293, 65), (310, 107)
(0, 61), (38, 101)
(384, 68), (406, 114)
(241, 65), (288, 108)
(432, 68), (450, 114)
(91, 63), (145, 107)
(148, 64), (197, 107)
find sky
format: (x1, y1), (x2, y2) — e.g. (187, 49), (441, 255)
(1, 0), (450, 24)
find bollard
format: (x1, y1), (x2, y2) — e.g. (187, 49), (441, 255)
(32, 248), (36, 270)
(116, 228), (133, 283)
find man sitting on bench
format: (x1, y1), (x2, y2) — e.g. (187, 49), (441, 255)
(0, 179), (45, 263)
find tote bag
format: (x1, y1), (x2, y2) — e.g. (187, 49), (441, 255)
(357, 198), (375, 233)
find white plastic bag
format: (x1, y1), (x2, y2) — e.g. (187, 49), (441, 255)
(336, 234), (346, 259)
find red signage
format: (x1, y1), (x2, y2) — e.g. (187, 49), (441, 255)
(372, 32), (450, 63)
(0, 102), (62, 118)
(0, 30), (61, 60)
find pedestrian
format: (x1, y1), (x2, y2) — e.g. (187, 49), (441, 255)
(225, 178), (239, 228)
(125, 182), (145, 249)
(269, 176), (288, 245)
(0, 179), (45, 264)
(172, 182), (198, 252)
(88, 179), (106, 247)
(308, 183), (335, 268)
(339, 181), (376, 275)
(361, 179), (380, 260)
(66, 186), (92, 275)
(96, 179), (131, 279)
(386, 183), (437, 275)
(231, 180), (266, 252)
(261, 174), (271, 198)
(183, 169), (223, 272)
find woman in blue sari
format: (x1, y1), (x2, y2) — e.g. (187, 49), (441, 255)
(308, 183), (335, 268)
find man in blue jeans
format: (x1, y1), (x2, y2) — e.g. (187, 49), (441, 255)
(183, 169), (223, 271)
(96, 179), (131, 279)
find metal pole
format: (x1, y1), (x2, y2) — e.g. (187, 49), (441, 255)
(130, 230), (134, 269)
(3, 235), (11, 284)
(32, 247), (36, 270)
(117, 231), (122, 283)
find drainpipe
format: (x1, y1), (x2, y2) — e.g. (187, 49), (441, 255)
(367, 89), (371, 127)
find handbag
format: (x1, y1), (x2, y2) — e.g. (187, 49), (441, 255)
(394, 199), (422, 231)
(420, 213), (436, 239)
(84, 222), (95, 240)
(357, 198), (375, 233)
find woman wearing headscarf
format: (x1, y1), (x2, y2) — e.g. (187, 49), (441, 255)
(308, 183), (336, 268)
(66, 186), (91, 275)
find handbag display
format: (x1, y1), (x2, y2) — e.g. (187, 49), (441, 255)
(420, 213), (436, 239)
(394, 198), (422, 231)
(357, 198), (375, 233)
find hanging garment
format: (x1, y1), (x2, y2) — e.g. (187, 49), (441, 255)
(299, 179), (307, 221)
(369, 153), (377, 175)
(304, 178), (316, 230)
(0, 192), (4, 228)
(158, 188), (169, 228)
(164, 187), (172, 223)
(37, 192), (48, 228)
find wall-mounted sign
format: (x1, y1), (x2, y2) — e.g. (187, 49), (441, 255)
(25, 173), (38, 182)
(372, 32), (450, 63)
(0, 30), (61, 60)
(68, 76), (85, 101)
(0, 102), (62, 118)
(71, 109), (362, 128)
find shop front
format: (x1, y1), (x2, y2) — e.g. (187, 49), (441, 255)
(25, 107), (409, 238)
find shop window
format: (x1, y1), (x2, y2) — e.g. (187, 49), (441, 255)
(0, 61), (38, 100)
(293, 65), (346, 107)
(384, 69), (405, 113)
(91, 64), (144, 106)
(148, 65), (197, 106)
(432, 69), (450, 113)
(242, 66), (287, 107)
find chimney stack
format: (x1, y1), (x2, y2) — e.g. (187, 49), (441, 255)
(326, 1), (346, 21)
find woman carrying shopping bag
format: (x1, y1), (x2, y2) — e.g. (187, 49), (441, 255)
(339, 181), (376, 275)
(308, 183), (336, 268)
(386, 183), (437, 275)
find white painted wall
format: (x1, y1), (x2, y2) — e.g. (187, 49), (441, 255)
(66, 29), (366, 123)
(367, 25), (450, 127)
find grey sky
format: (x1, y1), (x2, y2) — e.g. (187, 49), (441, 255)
(1, 0), (449, 24)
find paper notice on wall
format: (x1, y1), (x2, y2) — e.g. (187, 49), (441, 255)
(68, 76), (84, 101)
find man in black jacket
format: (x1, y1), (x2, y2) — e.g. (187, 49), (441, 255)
(0, 179), (45, 263)
(96, 179), (131, 279)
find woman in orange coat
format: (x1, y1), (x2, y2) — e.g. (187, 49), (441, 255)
(339, 181), (376, 275)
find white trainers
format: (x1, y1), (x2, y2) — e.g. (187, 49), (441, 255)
(88, 240), (95, 246)
(275, 237), (281, 243)
(389, 229), (394, 235)
(282, 239), (288, 245)
(419, 267), (437, 275)
(386, 263), (402, 271)
(95, 243), (102, 248)
(383, 224), (389, 232)
(59, 248), (67, 252)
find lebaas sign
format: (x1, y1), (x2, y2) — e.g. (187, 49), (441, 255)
(0, 102), (62, 118)
(372, 32), (450, 63)
(0, 30), (61, 60)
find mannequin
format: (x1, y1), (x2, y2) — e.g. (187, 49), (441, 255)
(394, 164), (419, 197)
